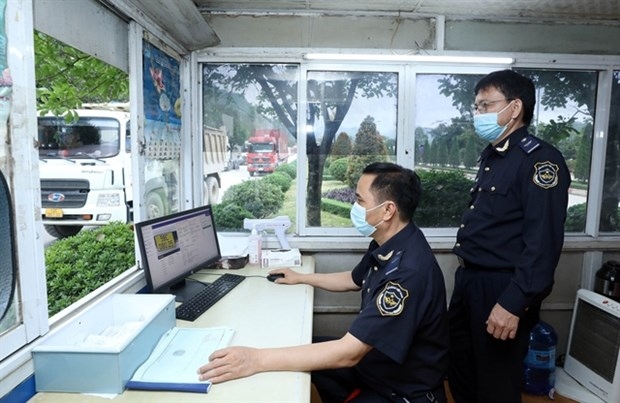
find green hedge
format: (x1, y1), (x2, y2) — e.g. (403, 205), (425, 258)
(45, 222), (135, 316)
(320, 198), (353, 218)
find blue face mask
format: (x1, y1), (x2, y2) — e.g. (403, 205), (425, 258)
(473, 102), (513, 142)
(350, 202), (385, 237)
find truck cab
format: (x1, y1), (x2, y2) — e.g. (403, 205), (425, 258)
(38, 106), (133, 238)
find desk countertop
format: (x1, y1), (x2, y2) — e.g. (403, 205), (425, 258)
(30, 255), (315, 403)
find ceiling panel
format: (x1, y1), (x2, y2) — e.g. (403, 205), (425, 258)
(193, 0), (620, 23)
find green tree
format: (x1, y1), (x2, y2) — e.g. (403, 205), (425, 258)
(435, 137), (449, 166)
(331, 132), (353, 157)
(574, 129), (592, 181)
(448, 140), (460, 167)
(34, 32), (128, 119)
(325, 131), (353, 170)
(463, 136), (479, 168)
(428, 140), (438, 165)
(345, 116), (388, 188)
(415, 127), (429, 164)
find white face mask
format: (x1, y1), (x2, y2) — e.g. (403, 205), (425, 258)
(350, 201), (385, 237)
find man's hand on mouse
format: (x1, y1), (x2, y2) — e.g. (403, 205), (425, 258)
(197, 346), (262, 383)
(267, 268), (300, 284)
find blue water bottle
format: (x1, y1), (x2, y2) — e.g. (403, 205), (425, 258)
(523, 321), (557, 396)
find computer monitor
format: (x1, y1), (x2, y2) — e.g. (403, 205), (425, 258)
(135, 205), (221, 302)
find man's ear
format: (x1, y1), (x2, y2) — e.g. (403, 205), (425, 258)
(512, 98), (524, 120)
(383, 201), (397, 221)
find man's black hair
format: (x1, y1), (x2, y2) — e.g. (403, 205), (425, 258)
(362, 162), (421, 221)
(474, 69), (536, 126)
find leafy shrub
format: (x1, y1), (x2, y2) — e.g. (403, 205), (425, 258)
(45, 222), (135, 316)
(414, 170), (474, 227)
(222, 179), (284, 218)
(275, 161), (296, 180)
(321, 198), (352, 218)
(328, 158), (349, 183)
(322, 187), (356, 203)
(565, 203), (586, 232)
(262, 171), (292, 193)
(565, 202), (620, 232)
(212, 201), (255, 230)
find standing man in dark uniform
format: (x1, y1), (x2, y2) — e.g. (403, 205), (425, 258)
(447, 70), (570, 403)
(198, 162), (449, 403)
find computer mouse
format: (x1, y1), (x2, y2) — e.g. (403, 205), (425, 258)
(266, 273), (285, 282)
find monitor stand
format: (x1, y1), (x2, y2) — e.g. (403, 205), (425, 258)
(554, 367), (605, 403)
(166, 278), (208, 303)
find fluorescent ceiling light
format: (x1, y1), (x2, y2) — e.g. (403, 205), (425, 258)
(304, 53), (514, 64)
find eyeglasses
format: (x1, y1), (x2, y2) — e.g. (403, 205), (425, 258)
(472, 98), (513, 114)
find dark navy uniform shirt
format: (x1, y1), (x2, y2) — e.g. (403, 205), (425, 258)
(454, 126), (570, 316)
(349, 222), (449, 399)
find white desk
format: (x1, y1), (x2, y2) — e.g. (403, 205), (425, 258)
(30, 256), (315, 403)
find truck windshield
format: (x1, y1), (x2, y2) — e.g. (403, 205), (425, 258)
(38, 117), (121, 158)
(249, 143), (274, 152)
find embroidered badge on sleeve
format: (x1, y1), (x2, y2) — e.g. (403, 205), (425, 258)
(376, 281), (409, 316)
(533, 161), (559, 189)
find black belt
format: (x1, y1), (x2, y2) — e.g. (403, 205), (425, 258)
(457, 256), (514, 273)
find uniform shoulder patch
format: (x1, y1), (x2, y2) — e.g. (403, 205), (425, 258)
(519, 136), (540, 154)
(533, 161), (560, 189)
(376, 281), (409, 316)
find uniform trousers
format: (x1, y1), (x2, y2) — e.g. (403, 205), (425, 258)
(447, 266), (540, 403)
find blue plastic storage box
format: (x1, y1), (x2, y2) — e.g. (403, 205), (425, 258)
(32, 293), (175, 394)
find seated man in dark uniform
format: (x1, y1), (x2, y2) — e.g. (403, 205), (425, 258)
(197, 162), (449, 403)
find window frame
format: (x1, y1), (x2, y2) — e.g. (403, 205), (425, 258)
(196, 52), (620, 241)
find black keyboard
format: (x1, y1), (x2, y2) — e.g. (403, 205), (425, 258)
(176, 273), (246, 321)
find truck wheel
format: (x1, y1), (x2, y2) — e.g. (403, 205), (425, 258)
(146, 191), (165, 219)
(44, 224), (83, 239)
(204, 177), (220, 205)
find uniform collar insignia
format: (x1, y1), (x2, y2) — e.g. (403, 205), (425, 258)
(377, 250), (394, 261)
(495, 138), (510, 152)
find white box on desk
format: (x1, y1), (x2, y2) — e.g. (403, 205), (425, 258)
(261, 248), (302, 268)
(32, 293), (175, 394)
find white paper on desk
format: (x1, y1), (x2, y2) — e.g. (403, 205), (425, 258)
(130, 327), (234, 384)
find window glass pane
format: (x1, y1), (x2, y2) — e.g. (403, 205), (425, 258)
(414, 74), (482, 227)
(306, 70), (398, 228)
(600, 71), (620, 233)
(202, 63), (299, 232)
(414, 70), (597, 231)
(38, 117), (121, 158)
(517, 69), (597, 234)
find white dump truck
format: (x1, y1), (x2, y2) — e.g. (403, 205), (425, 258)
(38, 104), (230, 238)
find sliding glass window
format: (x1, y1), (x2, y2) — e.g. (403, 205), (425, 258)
(414, 69), (598, 232)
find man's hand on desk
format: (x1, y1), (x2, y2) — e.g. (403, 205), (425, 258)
(267, 268), (301, 284)
(197, 346), (262, 383)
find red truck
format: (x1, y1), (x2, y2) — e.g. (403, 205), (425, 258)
(246, 129), (289, 176)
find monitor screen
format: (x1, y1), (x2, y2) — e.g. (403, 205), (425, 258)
(135, 205), (221, 301)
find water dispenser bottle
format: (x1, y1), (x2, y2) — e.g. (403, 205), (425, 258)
(523, 321), (557, 396)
